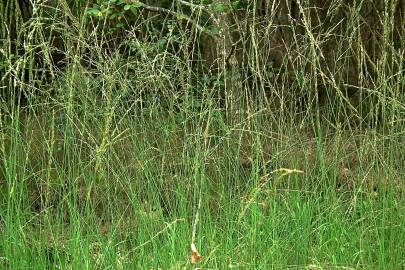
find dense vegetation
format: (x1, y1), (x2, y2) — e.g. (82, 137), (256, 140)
(1, 0), (404, 269)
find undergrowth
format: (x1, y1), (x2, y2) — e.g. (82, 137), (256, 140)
(0, 0), (404, 269)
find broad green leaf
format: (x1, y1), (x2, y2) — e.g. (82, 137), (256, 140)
(212, 3), (227, 13)
(110, 13), (118, 19)
(231, 0), (240, 10)
(132, 1), (142, 8)
(86, 7), (101, 16)
(210, 26), (221, 35)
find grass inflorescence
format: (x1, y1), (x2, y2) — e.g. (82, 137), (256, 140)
(0, 0), (404, 269)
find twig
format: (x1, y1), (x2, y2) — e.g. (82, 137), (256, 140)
(176, 0), (219, 25)
(132, 0), (219, 39)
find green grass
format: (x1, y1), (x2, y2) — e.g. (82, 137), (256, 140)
(1, 90), (403, 269)
(1, 0), (404, 269)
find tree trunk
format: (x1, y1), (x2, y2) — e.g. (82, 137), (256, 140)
(213, 0), (241, 125)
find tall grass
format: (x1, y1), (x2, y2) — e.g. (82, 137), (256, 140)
(0, 0), (404, 269)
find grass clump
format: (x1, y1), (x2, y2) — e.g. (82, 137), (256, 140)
(1, 0), (404, 269)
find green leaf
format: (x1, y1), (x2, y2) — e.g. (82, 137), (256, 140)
(105, 8), (113, 15)
(210, 26), (221, 35)
(124, 4), (131, 10)
(130, 7), (138, 15)
(231, 0), (240, 10)
(132, 1), (142, 8)
(110, 13), (118, 19)
(86, 7), (101, 16)
(115, 22), (124, 28)
(158, 38), (167, 50)
(212, 3), (227, 13)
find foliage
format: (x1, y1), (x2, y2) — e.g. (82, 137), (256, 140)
(86, 0), (143, 33)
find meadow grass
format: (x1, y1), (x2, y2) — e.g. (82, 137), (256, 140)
(1, 0), (404, 269)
